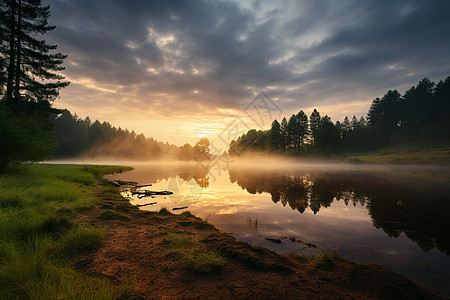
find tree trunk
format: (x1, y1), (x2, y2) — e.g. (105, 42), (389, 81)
(6, 0), (16, 104)
(14, 0), (22, 102)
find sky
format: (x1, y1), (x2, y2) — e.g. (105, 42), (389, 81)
(44, 0), (450, 149)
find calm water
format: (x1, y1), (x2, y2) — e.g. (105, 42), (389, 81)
(106, 161), (450, 296)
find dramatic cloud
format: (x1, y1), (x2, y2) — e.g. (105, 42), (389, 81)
(45, 0), (450, 145)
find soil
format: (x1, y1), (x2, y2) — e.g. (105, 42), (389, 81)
(75, 179), (444, 299)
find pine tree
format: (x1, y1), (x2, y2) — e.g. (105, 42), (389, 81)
(269, 119), (281, 151)
(309, 108), (321, 145)
(280, 117), (288, 150)
(1, 0), (69, 107)
(0, 0), (68, 170)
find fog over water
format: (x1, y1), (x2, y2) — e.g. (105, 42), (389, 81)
(50, 157), (450, 295)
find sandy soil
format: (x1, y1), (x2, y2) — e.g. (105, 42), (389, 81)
(75, 180), (443, 299)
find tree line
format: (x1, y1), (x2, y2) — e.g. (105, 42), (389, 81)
(229, 76), (450, 156)
(52, 110), (211, 161)
(0, 1), (211, 170)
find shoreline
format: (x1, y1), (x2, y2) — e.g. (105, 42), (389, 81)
(0, 164), (443, 298)
(80, 167), (443, 299)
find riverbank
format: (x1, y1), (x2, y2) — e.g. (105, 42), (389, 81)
(345, 143), (450, 164)
(0, 164), (443, 299)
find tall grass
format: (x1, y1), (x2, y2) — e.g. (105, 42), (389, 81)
(0, 164), (130, 299)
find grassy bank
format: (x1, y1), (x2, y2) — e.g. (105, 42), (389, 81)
(0, 164), (131, 299)
(1, 164), (443, 299)
(345, 143), (450, 164)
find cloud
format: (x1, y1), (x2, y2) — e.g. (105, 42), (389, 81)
(45, 0), (450, 132)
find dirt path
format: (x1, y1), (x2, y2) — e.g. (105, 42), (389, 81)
(76, 180), (443, 299)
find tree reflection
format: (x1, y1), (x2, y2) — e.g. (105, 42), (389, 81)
(228, 167), (450, 255)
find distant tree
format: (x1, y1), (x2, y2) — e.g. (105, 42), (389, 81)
(403, 78), (434, 141)
(52, 110), (88, 157)
(342, 116), (351, 134)
(368, 90), (403, 146)
(315, 117), (343, 155)
(269, 119), (282, 151)
(287, 110), (308, 152)
(280, 117), (288, 150)
(350, 116), (359, 131)
(359, 116), (366, 128)
(178, 143), (194, 161)
(432, 76), (450, 140)
(193, 137), (211, 160)
(309, 109), (321, 145)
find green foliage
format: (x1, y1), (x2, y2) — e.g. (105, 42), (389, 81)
(0, 103), (55, 171)
(52, 109), (212, 161)
(0, 164), (130, 299)
(229, 75), (450, 157)
(1, 0), (69, 104)
(315, 119), (343, 154)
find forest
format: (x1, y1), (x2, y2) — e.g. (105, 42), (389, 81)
(52, 110), (211, 161)
(229, 76), (450, 156)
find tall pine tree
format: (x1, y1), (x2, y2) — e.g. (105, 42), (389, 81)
(1, 0), (68, 108)
(0, 0), (68, 170)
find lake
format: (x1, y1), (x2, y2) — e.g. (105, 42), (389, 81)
(105, 160), (450, 296)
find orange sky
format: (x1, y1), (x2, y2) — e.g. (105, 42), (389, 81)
(46, 0), (450, 147)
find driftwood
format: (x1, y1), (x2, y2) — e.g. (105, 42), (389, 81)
(135, 184), (153, 188)
(172, 206), (188, 210)
(281, 236), (318, 248)
(131, 190), (173, 196)
(111, 180), (139, 186)
(136, 202), (157, 207)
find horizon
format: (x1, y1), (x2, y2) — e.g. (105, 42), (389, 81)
(44, 0), (450, 147)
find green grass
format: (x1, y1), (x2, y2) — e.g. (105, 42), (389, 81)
(162, 233), (224, 273)
(345, 143), (450, 164)
(0, 163), (131, 299)
(97, 209), (130, 221)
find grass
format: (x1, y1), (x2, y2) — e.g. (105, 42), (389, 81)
(345, 142), (450, 164)
(0, 163), (131, 299)
(97, 209), (131, 221)
(313, 250), (341, 269)
(162, 233), (225, 273)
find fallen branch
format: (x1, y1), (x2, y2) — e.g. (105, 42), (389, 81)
(131, 190), (173, 196)
(135, 184), (153, 188)
(136, 202), (157, 207)
(111, 180), (139, 186)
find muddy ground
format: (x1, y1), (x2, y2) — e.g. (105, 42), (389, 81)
(75, 179), (443, 299)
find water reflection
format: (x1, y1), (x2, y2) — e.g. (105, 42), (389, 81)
(107, 162), (450, 295)
(229, 167), (450, 255)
